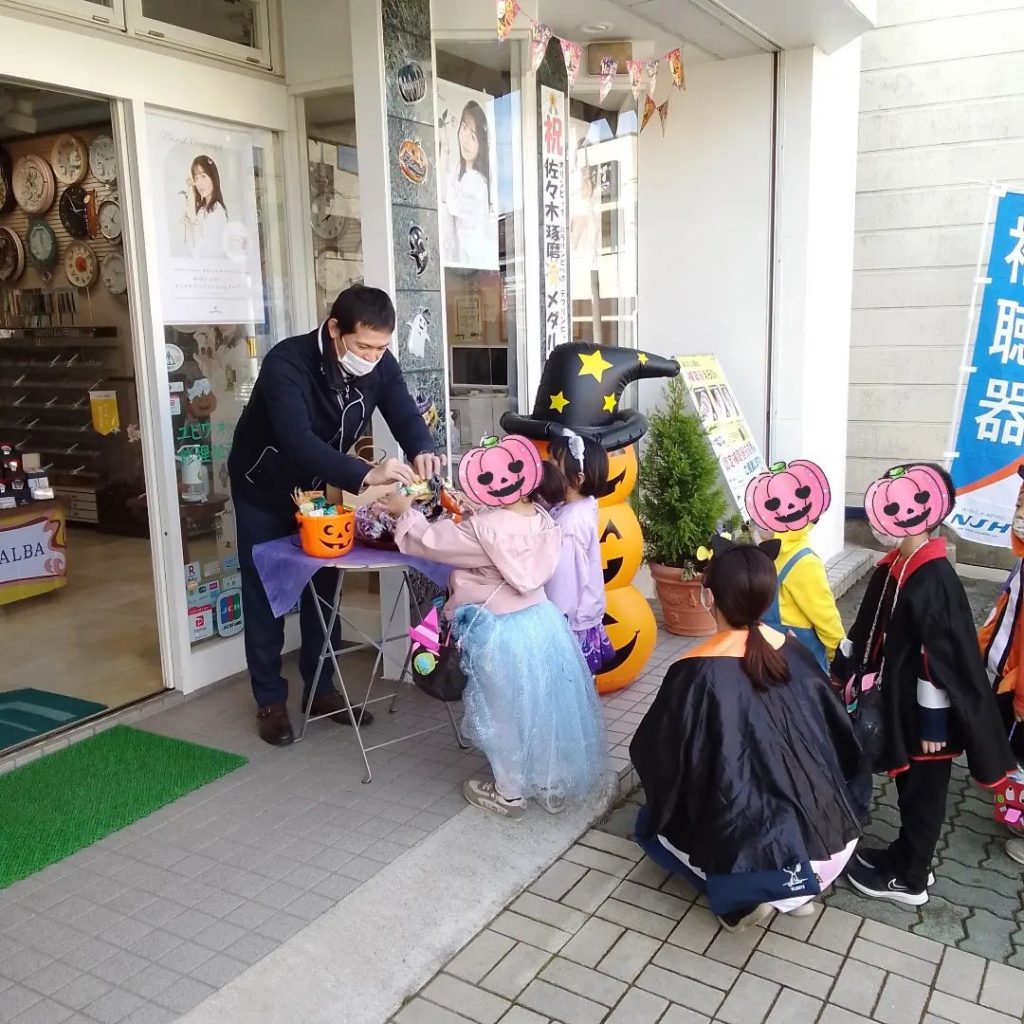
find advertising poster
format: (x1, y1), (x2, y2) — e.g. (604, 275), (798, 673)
(541, 86), (569, 357)
(949, 189), (1024, 547)
(676, 354), (767, 511)
(436, 79), (499, 271)
(148, 112), (266, 325)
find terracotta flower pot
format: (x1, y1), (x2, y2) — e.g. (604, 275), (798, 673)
(650, 563), (716, 637)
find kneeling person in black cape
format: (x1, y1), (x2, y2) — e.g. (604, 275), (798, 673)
(630, 536), (865, 933)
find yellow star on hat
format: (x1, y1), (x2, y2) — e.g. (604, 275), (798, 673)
(578, 349), (613, 383)
(549, 391), (570, 413)
(637, 352), (648, 365)
(602, 394), (617, 412)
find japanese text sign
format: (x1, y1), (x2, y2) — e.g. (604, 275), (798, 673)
(950, 190), (1024, 547)
(541, 86), (569, 358)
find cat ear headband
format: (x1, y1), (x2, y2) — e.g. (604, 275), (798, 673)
(695, 532), (781, 568)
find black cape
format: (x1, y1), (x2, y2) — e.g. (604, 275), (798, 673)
(630, 637), (863, 876)
(839, 550), (1014, 786)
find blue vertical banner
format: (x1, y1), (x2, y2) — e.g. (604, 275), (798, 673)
(950, 189), (1024, 548)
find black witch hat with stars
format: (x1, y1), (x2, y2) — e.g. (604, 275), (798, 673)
(500, 342), (680, 451)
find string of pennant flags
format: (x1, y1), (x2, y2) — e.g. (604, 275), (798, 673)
(496, 0), (684, 135)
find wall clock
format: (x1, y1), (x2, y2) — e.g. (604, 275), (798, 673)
(311, 189), (355, 241)
(65, 240), (98, 289)
(101, 251), (127, 295)
(26, 219), (58, 276)
(12, 155), (56, 214)
(98, 198), (122, 241)
(0, 145), (13, 215)
(51, 134), (89, 186)
(59, 185), (94, 239)
(89, 134), (118, 183)
(0, 227), (25, 283)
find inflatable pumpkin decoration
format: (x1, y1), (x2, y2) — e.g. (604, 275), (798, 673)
(597, 503), (643, 590)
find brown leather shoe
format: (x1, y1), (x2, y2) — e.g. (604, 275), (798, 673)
(257, 702), (295, 746)
(310, 690), (375, 726)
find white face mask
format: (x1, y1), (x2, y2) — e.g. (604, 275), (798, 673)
(338, 346), (378, 378)
(869, 526), (900, 549)
(1013, 511), (1024, 542)
(699, 586), (713, 612)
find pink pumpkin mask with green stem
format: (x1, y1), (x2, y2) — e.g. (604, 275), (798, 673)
(864, 463), (955, 538)
(458, 434), (543, 507)
(744, 459), (831, 534)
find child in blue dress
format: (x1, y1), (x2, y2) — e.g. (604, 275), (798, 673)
(386, 435), (607, 819)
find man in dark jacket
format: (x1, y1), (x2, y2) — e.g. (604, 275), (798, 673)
(228, 286), (440, 745)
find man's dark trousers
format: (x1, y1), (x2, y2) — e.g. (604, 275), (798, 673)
(235, 496), (341, 707)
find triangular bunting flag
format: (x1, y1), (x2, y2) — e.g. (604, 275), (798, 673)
(599, 56), (617, 103)
(641, 94), (657, 133)
(530, 21), (552, 72)
(497, 0), (519, 42)
(658, 99), (670, 135)
(560, 38), (583, 88)
(646, 59), (660, 98)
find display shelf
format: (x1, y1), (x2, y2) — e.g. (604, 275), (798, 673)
(0, 327), (122, 523)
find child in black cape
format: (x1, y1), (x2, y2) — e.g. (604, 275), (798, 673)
(838, 463), (1014, 906)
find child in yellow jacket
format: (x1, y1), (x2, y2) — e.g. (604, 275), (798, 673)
(745, 460), (845, 671)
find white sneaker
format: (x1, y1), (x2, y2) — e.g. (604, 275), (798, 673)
(537, 788), (566, 815)
(462, 779), (526, 821)
(787, 902), (816, 918)
(717, 903), (773, 933)
(1006, 838), (1024, 866)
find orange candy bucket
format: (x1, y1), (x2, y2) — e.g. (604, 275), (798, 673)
(295, 508), (356, 558)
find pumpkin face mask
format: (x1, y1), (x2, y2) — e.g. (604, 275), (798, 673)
(458, 435), (543, 507)
(864, 463), (956, 539)
(744, 459), (831, 534)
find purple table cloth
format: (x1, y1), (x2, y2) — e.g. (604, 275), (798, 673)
(251, 536), (451, 618)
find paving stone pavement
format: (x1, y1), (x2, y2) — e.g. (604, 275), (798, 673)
(390, 817), (1024, 1024)
(1, 550), (1017, 1024)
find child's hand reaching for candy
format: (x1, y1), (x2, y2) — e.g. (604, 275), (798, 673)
(383, 489), (416, 519)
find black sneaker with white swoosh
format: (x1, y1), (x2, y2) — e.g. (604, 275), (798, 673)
(846, 859), (929, 907)
(855, 846), (935, 887)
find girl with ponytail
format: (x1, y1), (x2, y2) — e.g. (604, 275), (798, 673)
(630, 536), (864, 932)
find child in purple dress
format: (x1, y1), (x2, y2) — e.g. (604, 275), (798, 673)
(544, 432), (614, 673)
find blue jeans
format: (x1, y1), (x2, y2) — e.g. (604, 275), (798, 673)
(235, 496), (340, 708)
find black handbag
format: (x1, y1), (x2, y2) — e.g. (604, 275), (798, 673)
(410, 586), (503, 703)
(844, 551), (921, 776)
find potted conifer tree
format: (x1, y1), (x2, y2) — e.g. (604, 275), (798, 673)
(637, 375), (727, 636)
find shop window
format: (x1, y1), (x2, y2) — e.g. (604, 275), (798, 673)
(0, 0), (125, 29)
(145, 109), (290, 647)
(568, 101), (638, 352)
(435, 40), (526, 466)
(133, 0), (274, 68)
(0, 80), (164, 745)
(304, 88), (362, 322)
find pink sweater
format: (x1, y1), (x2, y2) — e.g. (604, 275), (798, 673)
(394, 505), (561, 616)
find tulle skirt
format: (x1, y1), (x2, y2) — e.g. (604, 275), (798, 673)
(453, 600), (607, 801)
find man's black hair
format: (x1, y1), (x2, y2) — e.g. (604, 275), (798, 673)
(330, 285), (396, 335)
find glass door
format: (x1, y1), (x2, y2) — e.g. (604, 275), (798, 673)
(434, 38), (528, 466)
(0, 80), (164, 752)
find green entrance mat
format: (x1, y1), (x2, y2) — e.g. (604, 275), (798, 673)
(0, 689), (107, 751)
(0, 725), (247, 889)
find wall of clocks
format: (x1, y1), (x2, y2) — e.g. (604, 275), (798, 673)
(0, 125), (127, 313)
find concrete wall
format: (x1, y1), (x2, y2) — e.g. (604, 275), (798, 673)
(848, 0), (1024, 507)
(635, 52), (775, 452)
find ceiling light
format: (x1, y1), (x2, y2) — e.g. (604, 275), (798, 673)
(581, 22), (613, 34)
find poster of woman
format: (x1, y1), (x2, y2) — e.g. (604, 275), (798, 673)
(148, 112), (265, 325)
(436, 80), (499, 271)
